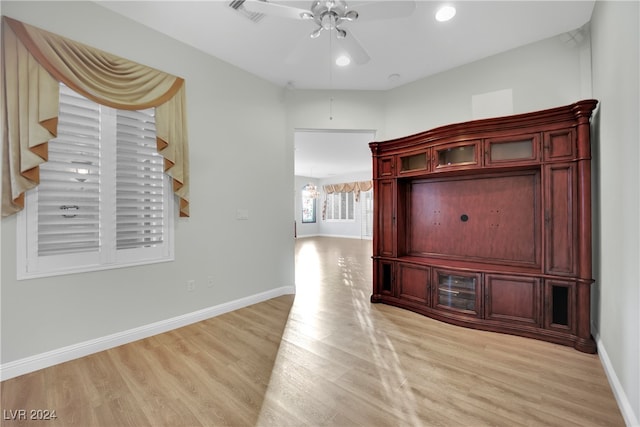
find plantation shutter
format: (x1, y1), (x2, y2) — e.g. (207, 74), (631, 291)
(116, 109), (165, 250)
(37, 85), (101, 256)
(360, 190), (373, 238)
(36, 84), (165, 256)
(347, 192), (355, 220)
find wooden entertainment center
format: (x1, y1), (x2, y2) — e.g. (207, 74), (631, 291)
(370, 100), (598, 353)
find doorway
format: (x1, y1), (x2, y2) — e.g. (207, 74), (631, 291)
(294, 129), (375, 240)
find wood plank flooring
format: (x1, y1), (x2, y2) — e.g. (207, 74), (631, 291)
(1, 237), (625, 426)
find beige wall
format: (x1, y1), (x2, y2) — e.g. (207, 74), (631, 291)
(383, 30), (592, 139)
(590, 1), (640, 425)
(1, 1), (294, 364)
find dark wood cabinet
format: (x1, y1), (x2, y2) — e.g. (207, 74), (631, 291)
(485, 275), (540, 326)
(397, 263), (430, 306)
(370, 100), (598, 353)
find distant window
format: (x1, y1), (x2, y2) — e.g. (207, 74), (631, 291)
(301, 186), (317, 223)
(325, 192), (355, 221)
(360, 189), (373, 238)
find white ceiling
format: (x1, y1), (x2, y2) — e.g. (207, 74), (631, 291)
(97, 0), (595, 178)
(295, 130), (376, 179)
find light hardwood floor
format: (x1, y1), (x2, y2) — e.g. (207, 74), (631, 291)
(1, 237), (625, 426)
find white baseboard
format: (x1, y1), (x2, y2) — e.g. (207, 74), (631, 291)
(0, 286), (295, 382)
(297, 234), (372, 240)
(594, 330), (640, 427)
(322, 234), (372, 240)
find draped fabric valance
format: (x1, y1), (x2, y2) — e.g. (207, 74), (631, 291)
(1, 17), (190, 217)
(321, 180), (372, 221)
(322, 180), (373, 202)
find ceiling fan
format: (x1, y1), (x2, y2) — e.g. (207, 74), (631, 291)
(242, 0), (416, 65)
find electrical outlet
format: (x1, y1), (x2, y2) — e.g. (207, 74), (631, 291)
(207, 276), (214, 288)
(187, 280), (195, 292)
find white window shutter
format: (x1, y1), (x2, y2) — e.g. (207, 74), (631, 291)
(18, 83), (173, 279)
(116, 108), (165, 250)
(37, 85), (101, 256)
(325, 192), (356, 221)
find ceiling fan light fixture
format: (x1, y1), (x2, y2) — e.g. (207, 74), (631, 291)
(310, 27), (323, 38)
(336, 28), (347, 39)
(435, 5), (456, 22)
(344, 10), (358, 21)
(336, 55), (351, 66)
(300, 11), (314, 20)
(321, 12), (337, 29)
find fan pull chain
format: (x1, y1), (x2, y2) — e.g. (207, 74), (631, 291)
(329, 30), (334, 120)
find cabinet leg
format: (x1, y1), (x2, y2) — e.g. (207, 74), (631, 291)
(575, 282), (595, 353)
(574, 336), (597, 354)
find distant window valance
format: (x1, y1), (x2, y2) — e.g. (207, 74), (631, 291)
(321, 180), (372, 221)
(322, 180), (372, 202)
(1, 16), (190, 217)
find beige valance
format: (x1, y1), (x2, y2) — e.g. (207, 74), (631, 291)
(321, 180), (372, 221)
(323, 180), (373, 202)
(1, 16), (190, 217)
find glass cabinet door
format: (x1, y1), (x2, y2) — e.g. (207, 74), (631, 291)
(398, 151), (429, 175)
(434, 140), (480, 170)
(485, 134), (540, 165)
(434, 269), (481, 315)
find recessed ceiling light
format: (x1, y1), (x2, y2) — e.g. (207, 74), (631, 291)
(435, 5), (456, 22)
(336, 55), (351, 67)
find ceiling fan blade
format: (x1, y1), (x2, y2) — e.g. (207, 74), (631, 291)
(352, 1), (416, 22)
(242, 0), (311, 20)
(338, 31), (370, 65)
(284, 33), (312, 65)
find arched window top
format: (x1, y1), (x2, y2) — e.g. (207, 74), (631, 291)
(301, 184), (317, 224)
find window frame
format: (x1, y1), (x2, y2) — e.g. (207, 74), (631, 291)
(325, 191), (356, 222)
(301, 186), (317, 224)
(16, 85), (175, 280)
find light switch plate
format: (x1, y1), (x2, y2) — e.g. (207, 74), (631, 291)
(236, 209), (249, 220)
